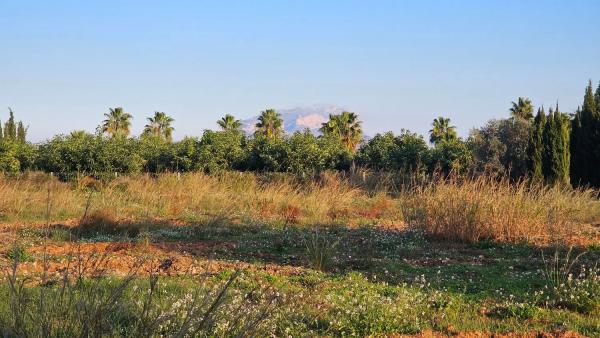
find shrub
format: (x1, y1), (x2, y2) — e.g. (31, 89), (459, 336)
(76, 209), (140, 238)
(469, 118), (531, 178)
(540, 265), (600, 314)
(138, 135), (176, 173)
(36, 132), (144, 178)
(5, 244), (32, 263)
(195, 130), (246, 173)
(488, 301), (539, 320)
(172, 137), (200, 172)
(357, 130), (429, 173)
(429, 139), (473, 175)
(0, 140), (21, 174)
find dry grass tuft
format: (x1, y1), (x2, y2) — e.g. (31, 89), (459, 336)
(77, 209), (140, 238)
(402, 175), (600, 244)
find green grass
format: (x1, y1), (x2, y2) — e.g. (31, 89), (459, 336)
(2, 267), (598, 336)
(4, 222), (599, 336)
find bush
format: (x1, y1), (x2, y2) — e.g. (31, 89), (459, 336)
(195, 130), (246, 173)
(172, 137), (200, 172)
(0, 140), (21, 174)
(76, 209), (140, 238)
(36, 132), (144, 178)
(541, 265), (600, 314)
(245, 132), (352, 175)
(488, 301), (539, 320)
(5, 244), (32, 262)
(139, 135), (176, 173)
(244, 135), (288, 172)
(429, 139), (473, 175)
(469, 118), (531, 178)
(357, 130), (429, 173)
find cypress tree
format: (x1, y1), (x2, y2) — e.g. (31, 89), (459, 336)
(554, 104), (570, 185)
(542, 107), (558, 183)
(16, 121), (27, 143)
(570, 81), (600, 187)
(4, 108), (17, 141)
(527, 108), (545, 182)
(596, 82), (600, 113)
(570, 107), (582, 186)
(0, 120), (3, 142)
(584, 82), (600, 187)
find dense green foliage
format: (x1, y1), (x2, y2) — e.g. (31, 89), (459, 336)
(2, 81), (600, 186)
(525, 105), (571, 185)
(0, 108), (30, 174)
(357, 130), (428, 172)
(527, 110), (546, 182)
(36, 132), (144, 179)
(470, 118), (530, 178)
(571, 81), (600, 187)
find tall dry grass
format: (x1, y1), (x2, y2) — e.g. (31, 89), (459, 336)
(1, 172), (598, 244)
(0, 171), (400, 227)
(401, 175), (600, 243)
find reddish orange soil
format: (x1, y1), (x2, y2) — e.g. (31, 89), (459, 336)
(2, 240), (306, 278)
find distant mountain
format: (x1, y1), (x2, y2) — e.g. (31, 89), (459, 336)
(241, 104), (346, 135)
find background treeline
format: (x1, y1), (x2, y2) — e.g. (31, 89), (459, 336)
(1, 81), (600, 187)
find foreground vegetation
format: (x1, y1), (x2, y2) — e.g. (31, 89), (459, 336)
(0, 172), (599, 336)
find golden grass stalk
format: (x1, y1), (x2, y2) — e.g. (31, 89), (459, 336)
(402, 175), (600, 244)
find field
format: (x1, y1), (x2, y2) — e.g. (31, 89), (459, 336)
(1, 172), (599, 337)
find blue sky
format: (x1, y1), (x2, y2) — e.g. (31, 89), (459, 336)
(1, 0), (599, 141)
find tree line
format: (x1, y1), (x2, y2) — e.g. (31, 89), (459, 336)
(1, 80), (600, 187)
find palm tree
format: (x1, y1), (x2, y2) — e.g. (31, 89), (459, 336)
(510, 97), (534, 120)
(255, 109), (283, 139)
(217, 114), (242, 132)
(101, 107), (132, 138)
(143, 111), (175, 142)
(429, 116), (457, 145)
(320, 111), (363, 151)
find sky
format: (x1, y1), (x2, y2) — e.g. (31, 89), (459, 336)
(1, 0), (599, 142)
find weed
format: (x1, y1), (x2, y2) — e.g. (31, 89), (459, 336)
(304, 230), (340, 272)
(488, 301), (539, 320)
(77, 209), (140, 238)
(538, 264), (600, 314)
(49, 227), (72, 241)
(5, 244), (32, 263)
(541, 247), (586, 289)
